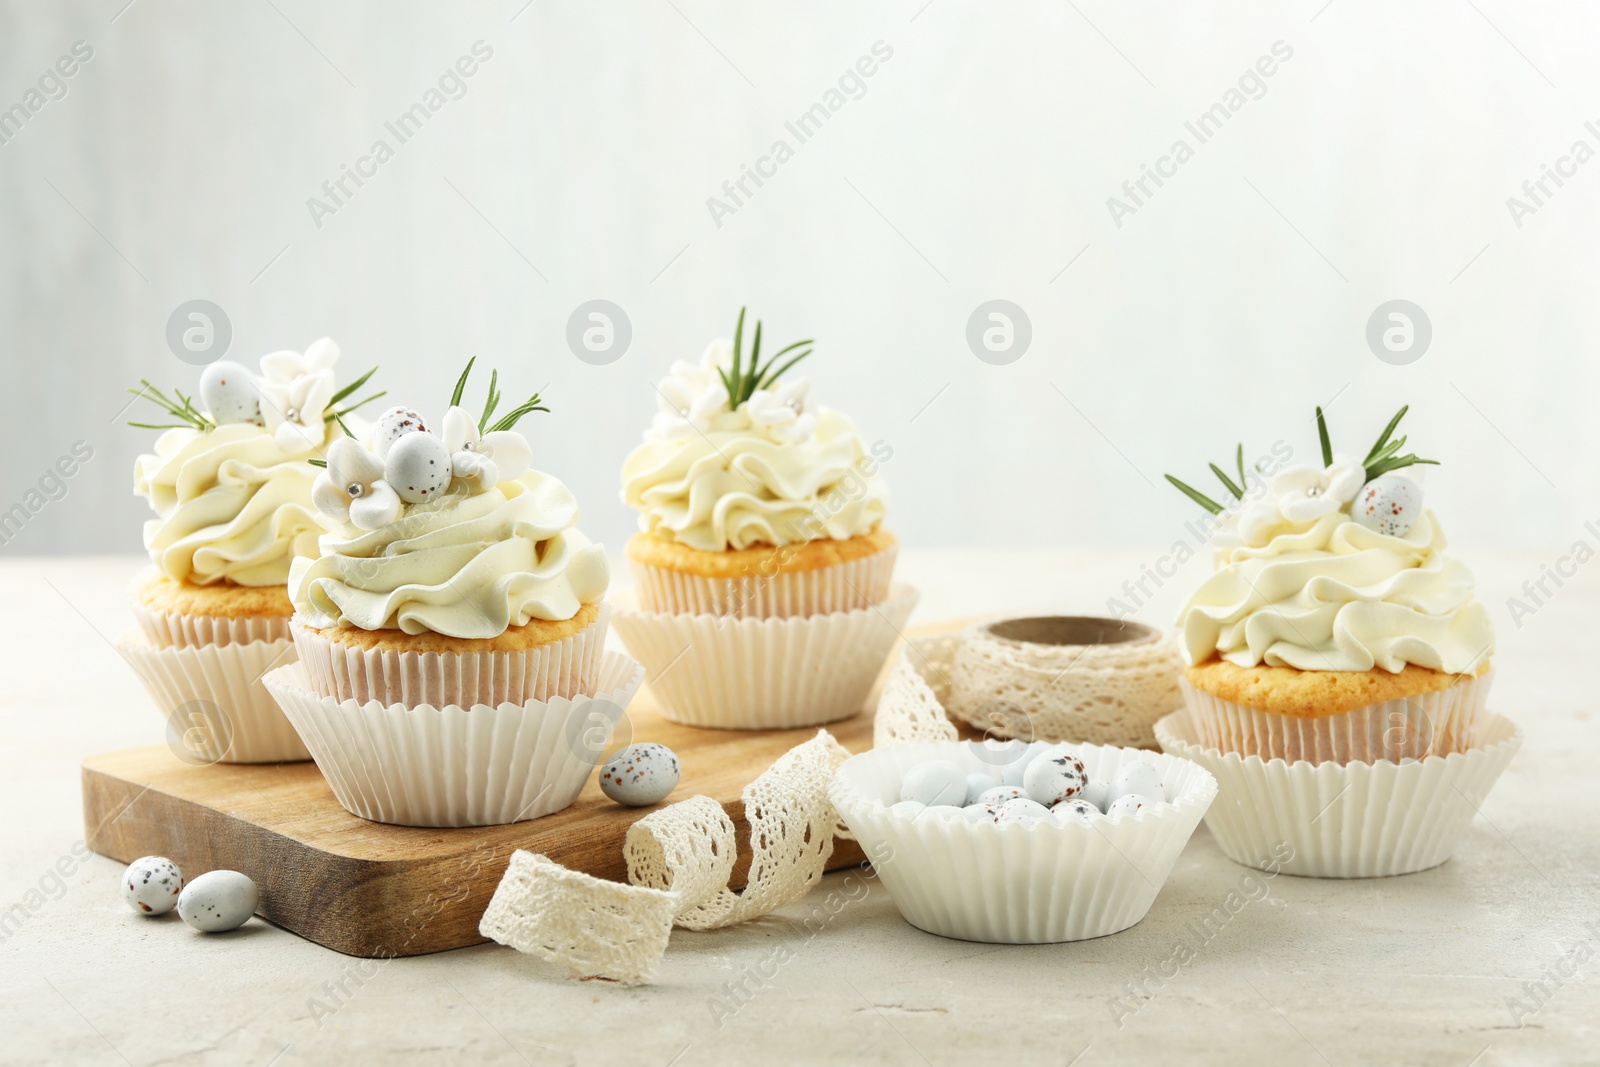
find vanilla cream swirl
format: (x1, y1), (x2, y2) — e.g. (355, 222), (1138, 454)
(134, 424), (321, 586)
(621, 408), (888, 551)
(289, 471), (609, 638)
(1178, 510), (1494, 673)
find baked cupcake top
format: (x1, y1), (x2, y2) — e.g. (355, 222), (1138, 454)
(620, 308), (889, 552)
(130, 339), (383, 586)
(289, 362), (608, 639)
(1168, 406), (1494, 675)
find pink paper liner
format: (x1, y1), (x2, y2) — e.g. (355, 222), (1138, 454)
(118, 633), (310, 764)
(289, 603), (611, 710)
(1179, 669), (1491, 764)
(130, 599), (291, 650)
(262, 652), (645, 827)
(627, 541), (897, 618)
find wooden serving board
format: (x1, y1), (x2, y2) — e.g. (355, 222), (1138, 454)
(82, 685), (879, 959)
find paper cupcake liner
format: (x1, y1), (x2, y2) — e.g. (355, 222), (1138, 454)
(829, 740), (1217, 944)
(129, 599), (292, 650)
(612, 584), (920, 730)
(262, 651), (645, 828)
(1155, 710), (1522, 878)
(118, 634), (310, 764)
(628, 542), (897, 619)
(289, 604), (611, 710)
(1179, 669), (1492, 764)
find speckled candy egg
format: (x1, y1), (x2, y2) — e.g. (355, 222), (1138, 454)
(1107, 794), (1151, 818)
(199, 361), (260, 425)
(599, 743), (681, 807)
(1052, 799), (1101, 822)
(372, 405), (430, 458)
(177, 870), (257, 933)
(976, 785), (1026, 806)
(121, 856), (182, 916)
(1352, 475), (1423, 538)
(899, 760), (968, 807)
(994, 797), (1052, 824)
(964, 772), (1000, 805)
(384, 430), (453, 504)
(1001, 741), (1051, 787)
(1113, 762), (1164, 803)
(1023, 746), (1088, 806)
(1082, 778), (1113, 813)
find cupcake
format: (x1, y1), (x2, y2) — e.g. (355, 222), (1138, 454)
(612, 308), (917, 729)
(1155, 406), (1520, 877)
(120, 340), (382, 763)
(264, 363), (642, 827)
(1167, 406), (1494, 763)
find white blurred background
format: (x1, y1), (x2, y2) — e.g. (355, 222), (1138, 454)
(0, 0), (1591, 579)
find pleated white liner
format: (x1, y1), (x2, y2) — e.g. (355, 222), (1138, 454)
(829, 740), (1217, 944)
(627, 543), (898, 619)
(118, 634), (310, 764)
(262, 651), (645, 828)
(1155, 710), (1521, 878)
(289, 604), (610, 709)
(129, 600), (292, 650)
(612, 584), (919, 730)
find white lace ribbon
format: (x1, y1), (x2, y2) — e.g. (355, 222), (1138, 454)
(479, 729), (850, 984)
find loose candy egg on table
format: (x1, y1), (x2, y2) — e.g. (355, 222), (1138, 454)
(121, 856), (183, 916)
(177, 870), (258, 933)
(372, 406), (430, 458)
(599, 743), (681, 807)
(1113, 762), (1164, 803)
(199, 361), (260, 425)
(1022, 746), (1088, 806)
(1352, 475), (1423, 538)
(899, 760), (968, 806)
(384, 431), (453, 504)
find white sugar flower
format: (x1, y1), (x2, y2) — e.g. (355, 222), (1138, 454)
(257, 338), (340, 452)
(744, 377), (816, 444)
(442, 406), (531, 492)
(652, 348), (733, 440)
(1270, 454), (1365, 522)
(311, 436), (401, 530)
(1212, 494), (1289, 551)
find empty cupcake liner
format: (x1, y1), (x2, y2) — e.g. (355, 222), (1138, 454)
(627, 542), (897, 619)
(1154, 710), (1522, 878)
(117, 633), (310, 764)
(262, 650), (645, 828)
(612, 584), (919, 730)
(129, 599), (292, 650)
(289, 603), (610, 709)
(829, 740), (1217, 944)
(1179, 668), (1492, 764)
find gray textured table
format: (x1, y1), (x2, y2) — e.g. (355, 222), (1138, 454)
(1, 552), (1590, 1066)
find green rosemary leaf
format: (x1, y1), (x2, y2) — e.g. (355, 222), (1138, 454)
(488, 396), (550, 433)
(730, 308), (747, 405)
(758, 349), (811, 392)
(307, 458), (328, 468)
(1235, 443), (1247, 492)
(324, 390), (387, 421)
(1210, 463), (1244, 500)
(334, 413), (355, 438)
(479, 369), (501, 430)
(1165, 474), (1224, 515)
(127, 421), (192, 430)
(1366, 455), (1439, 480)
(1364, 405), (1409, 465)
(1315, 406), (1332, 466)
(450, 357), (476, 407)
(327, 366), (378, 408)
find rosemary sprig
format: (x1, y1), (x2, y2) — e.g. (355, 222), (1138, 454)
(714, 307), (813, 408)
(1164, 474), (1224, 515)
(322, 389), (386, 424)
(451, 358), (549, 433)
(126, 380), (216, 432)
(308, 459), (327, 468)
(1315, 406), (1333, 466)
(1362, 404), (1438, 481)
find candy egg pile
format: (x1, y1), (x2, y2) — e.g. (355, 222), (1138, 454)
(894, 741), (1169, 825)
